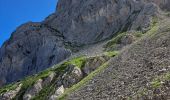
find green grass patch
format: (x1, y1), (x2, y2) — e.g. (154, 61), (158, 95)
(66, 56), (86, 69)
(151, 79), (162, 88)
(0, 82), (19, 94)
(104, 51), (119, 57)
(151, 72), (170, 89)
(145, 17), (159, 37)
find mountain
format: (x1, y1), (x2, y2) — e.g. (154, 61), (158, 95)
(0, 0), (170, 100)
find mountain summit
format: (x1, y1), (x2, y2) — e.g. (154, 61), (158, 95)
(0, 0), (170, 100)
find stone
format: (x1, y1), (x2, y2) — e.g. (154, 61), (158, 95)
(0, 83), (22, 100)
(62, 65), (83, 88)
(23, 79), (43, 100)
(43, 72), (56, 86)
(49, 85), (64, 100)
(83, 57), (107, 75)
(120, 34), (136, 46)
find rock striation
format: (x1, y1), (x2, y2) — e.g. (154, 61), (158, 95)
(45, 0), (158, 45)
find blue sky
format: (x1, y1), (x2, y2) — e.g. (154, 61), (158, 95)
(0, 0), (58, 46)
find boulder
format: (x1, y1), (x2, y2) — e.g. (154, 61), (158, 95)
(0, 83), (22, 100)
(49, 85), (64, 100)
(62, 65), (83, 88)
(23, 79), (43, 100)
(83, 57), (107, 75)
(43, 72), (56, 86)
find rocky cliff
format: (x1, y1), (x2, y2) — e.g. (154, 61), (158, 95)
(0, 0), (170, 99)
(0, 0), (159, 86)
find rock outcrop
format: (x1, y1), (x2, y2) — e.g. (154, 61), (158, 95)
(23, 72), (56, 100)
(49, 85), (64, 100)
(0, 83), (22, 100)
(0, 22), (71, 86)
(0, 54), (110, 100)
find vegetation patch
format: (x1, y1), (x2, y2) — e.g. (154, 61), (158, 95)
(0, 82), (19, 94)
(104, 31), (143, 51)
(65, 56), (86, 69)
(104, 51), (119, 57)
(14, 69), (52, 99)
(105, 16), (158, 51)
(105, 32), (126, 49)
(151, 72), (170, 89)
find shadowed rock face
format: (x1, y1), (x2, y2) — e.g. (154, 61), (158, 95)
(0, 22), (71, 86)
(0, 0), (161, 86)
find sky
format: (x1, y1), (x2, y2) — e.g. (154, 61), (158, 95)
(0, 0), (58, 46)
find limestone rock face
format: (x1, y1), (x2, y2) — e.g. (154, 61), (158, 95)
(0, 0), (164, 86)
(0, 22), (71, 86)
(45, 0), (157, 45)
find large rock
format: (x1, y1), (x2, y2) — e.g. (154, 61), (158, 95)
(49, 85), (64, 100)
(62, 65), (83, 88)
(45, 0), (158, 45)
(23, 79), (43, 100)
(83, 56), (108, 75)
(0, 83), (22, 100)
(0, 22), (71, 86)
